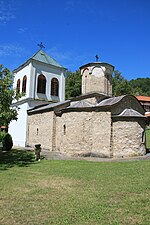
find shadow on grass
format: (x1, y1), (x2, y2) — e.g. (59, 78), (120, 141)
(0, 149), (36, 170)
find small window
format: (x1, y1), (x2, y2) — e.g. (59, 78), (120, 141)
(63, 124), (66, 135)
(17, 79), (20, 93)
(142, 130), (145, 143)
(51, 78), (59, 96)
(37, 74), (46, 94)
(22, 75), (27, 93)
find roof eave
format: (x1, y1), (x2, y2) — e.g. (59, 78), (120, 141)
(112, 115), (146, 119)
(80, 62), (114, 70)
(13, 59), (31, 73)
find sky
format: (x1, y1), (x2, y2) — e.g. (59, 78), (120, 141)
(0, 0), (150, 80)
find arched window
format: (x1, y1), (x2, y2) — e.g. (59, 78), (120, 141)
(17, 79), (20, 93)
(37, 74), (46, 94)
(22, 75), (27, 93)
(51, 78), (59, 96)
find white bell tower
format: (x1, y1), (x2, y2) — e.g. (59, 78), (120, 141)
(9, 49), (67, 147)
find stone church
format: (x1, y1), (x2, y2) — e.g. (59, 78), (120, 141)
(9, 50), (146, 158)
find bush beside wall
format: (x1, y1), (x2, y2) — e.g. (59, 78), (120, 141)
(0, 131), (13, 151)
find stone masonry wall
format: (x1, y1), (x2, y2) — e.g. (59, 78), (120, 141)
(82, 73), (106, 95)
(112, 118), (146, 158)
(81, 64), (113, 96)
(56, 111), (112, 157)
(27, 111), (54, 150)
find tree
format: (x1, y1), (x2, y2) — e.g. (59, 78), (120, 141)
(0, 64), (19, 126)
(112, 70), (134, 96)
(65, 69), (150, 99)
(65, 70), (82, 99)
(112, 70), (150, 96)
(129, 78), (150, 96)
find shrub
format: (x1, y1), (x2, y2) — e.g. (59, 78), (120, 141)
(0, 131), (13, 151)
(0, 131), (6, 142)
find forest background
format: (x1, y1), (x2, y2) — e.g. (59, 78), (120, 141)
(65, 70), (150, 99)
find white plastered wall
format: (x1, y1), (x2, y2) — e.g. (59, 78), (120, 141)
(9, 103), (28, 147)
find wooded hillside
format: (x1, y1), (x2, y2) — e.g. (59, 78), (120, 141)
(65, 70), (150, 99)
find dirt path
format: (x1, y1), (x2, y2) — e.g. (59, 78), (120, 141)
(14, 146), (150, 162)
(41, 149), (150, 162)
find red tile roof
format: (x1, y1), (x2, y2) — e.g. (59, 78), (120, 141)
(136, 96), (150, 102)
(145, 112), (150, 117)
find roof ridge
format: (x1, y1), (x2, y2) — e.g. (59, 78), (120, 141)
(30, 49), (42, 59)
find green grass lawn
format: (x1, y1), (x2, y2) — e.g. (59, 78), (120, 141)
(0, 150), (150, 225)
